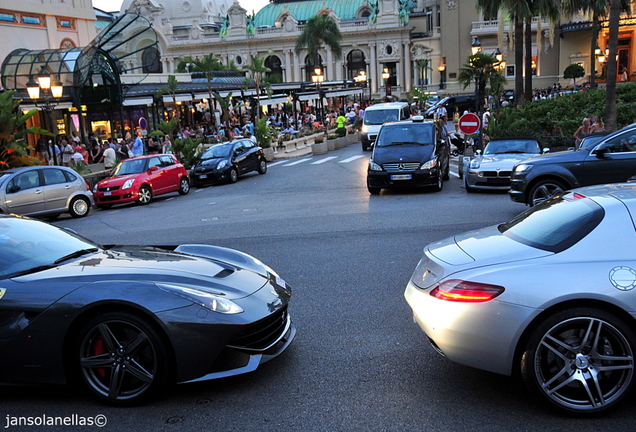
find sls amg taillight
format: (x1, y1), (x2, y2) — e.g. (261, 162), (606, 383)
(430, 279), (505, 303)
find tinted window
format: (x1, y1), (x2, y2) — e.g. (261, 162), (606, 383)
(9, 171), (40, 192)
(364, 109), (399, 125)
(484, 140), (540, 155)
(376, 124), (434, 147)
(603, 128), (636, 153)
(147, 157), (162, 169)
(202, 144), (232, 159)
(43, 168), (67, 185)
(498, 193), (604, 253)
(159, 155), (175, 167)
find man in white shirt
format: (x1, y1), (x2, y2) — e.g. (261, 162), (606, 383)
(100, 142), (117, 169)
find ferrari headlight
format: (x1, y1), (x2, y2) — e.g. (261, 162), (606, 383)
(514, 164), (533, 173)
(420, 157), (438, 170)
(122, 179), (135, 190)
(157, 284), (244, 314)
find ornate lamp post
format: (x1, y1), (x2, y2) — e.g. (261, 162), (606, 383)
(312, 67), (324, 124)
(26, 68), (63, 165)
(471, 36), (482, 55)
(381, 67), (390, 99)
(438, 62), (446, 90)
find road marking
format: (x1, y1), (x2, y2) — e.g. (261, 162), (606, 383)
(311, 156), (338, 165)
(283, 158), (313, 166)
(267, 161), (287, 167)
(338, 155), (366, 163)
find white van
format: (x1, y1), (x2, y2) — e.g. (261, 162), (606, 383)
(361, 102), (411, 150)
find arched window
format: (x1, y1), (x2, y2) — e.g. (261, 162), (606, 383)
(142, 47), (162, 73)
(265, 55), (283, 83)
(347, 50), (366, 80)
(304, 54), (323, 82)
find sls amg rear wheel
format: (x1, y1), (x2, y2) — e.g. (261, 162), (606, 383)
(75, 311), (171, 405)
(521, 308), (636, 415)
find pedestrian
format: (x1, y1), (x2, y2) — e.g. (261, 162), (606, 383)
(435, 104), (447, 123)
(130, 129), (144, 157)
(36, 137), (49, 164)
(61, 139), (73, 166)
(573, 118), (592, 146)
(100, 142), (116, 170)
(452, 107), (460, 133)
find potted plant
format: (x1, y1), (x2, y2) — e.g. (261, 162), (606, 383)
(312, 136), (328, 155)
(327, 134), (338, 151)
(255, 117), (275, 161)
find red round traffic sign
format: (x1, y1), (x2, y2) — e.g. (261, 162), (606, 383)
(458, 113), (480, 135)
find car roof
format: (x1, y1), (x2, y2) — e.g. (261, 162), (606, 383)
(365, 102), (409, 111)
(382, 119), (436, 127)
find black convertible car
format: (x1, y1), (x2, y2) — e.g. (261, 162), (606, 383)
(0, 214), (295, 404)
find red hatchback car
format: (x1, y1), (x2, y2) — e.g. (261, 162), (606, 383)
(93, 154), (190, 209)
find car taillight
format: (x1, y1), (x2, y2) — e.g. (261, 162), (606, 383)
(430, 279), (504, 303)
(85, 181), (90, 191)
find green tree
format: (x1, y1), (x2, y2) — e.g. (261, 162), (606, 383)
(294, 15), (343, 68)
(156, 75), (179, 117)
(243, 56), (271, 130)
(414, 59), (432, 89)
(605, 0), (621, 131)
(476, 0), (530, 106)
(0, 91), (49, 170)
(458, 53), (504, 118)
(524, 0), (560, 102)
(191, 54), (224, 107)
(564, 63), (586, 85)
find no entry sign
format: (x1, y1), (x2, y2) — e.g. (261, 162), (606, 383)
(458, 113), (480, 135)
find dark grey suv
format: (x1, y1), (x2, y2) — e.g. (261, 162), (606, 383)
(509, 123), (636, 206)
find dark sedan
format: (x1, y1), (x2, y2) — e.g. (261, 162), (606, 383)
(510, 123), (636, 206)
(367, 118), (450, 194)
(0, 215), (295, 405)
(191, 139), (267, 187)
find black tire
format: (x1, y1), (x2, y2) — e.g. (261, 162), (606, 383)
(74, 311), (171, 405)
(464, 178), (475, 193)
(69, 196), (91, 218)
(257, 159), (267, 175)
(529, 179), (566, 206)
(228, 168), (239, 183)
(368, 185), (381, 195)
(178, 177), (190, 195)
(520, 308), (636, 415)
(432, 171), (443, 192)
(362, 143), (369, 151)
(137, 185), (152, 205)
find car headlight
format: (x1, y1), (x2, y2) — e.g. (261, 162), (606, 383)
(469, 159), (480, 169)
(122, 179), (135, 190)
(217, 160), (229, 170)
(420, 157), (438, 170)
(157, 284), (244, 314)
(368, 160), (382, 171)
(514, 164), (533, 173)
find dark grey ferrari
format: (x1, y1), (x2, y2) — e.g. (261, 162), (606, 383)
(0, 214), (295, 405)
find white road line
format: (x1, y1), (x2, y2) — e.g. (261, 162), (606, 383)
(338, 155), (366, 163)
(267, 160), (287, 167)
(311, 156), (338, 165)
(283, 158), (313, 166)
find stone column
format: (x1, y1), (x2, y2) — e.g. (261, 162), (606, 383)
(293, 52), (300, 82)
(369, 43), (377, 94)
(326, 49), (333, 80)
(403, 42), (411, 93)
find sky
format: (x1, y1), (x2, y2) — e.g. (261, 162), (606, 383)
(92, 0), (271, 14)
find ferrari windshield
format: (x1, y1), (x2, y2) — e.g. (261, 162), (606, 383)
(0, 217), (100, 278)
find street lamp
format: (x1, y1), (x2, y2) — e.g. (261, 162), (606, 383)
(438, 62), (446, 90)
(471, 36), (482, 55)
(312, 67), (324, 124)
(382, 67), (390, 99)
(27, 68), (64, 165)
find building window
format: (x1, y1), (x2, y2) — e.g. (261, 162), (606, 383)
(142, 47), (162, 73)
(426, 7), (433, 32)
(0, 13), (15, 22)
(57, 18), (75, 29)
(22, 15), (42, 25)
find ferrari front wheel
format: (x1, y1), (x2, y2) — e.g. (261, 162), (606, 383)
(75, 311), (171, 405)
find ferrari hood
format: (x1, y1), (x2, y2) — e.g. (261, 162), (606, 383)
(427, 225), (551, 267)
(13, 245), (271, 299)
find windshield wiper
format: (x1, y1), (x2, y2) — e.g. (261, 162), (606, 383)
(383, 141), (422, 147)
(54, 248), (99, 265)
(8, 264), (57, 278)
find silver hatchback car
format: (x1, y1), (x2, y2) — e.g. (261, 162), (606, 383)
(0, 165), (93, 219)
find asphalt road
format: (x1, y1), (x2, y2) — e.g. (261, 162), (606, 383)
(3, 144), (635, 431)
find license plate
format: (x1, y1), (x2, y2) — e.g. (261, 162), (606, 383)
(199, 174), (208, 179)
(104, 192), (111, 196)
(390, 174), (412, 180)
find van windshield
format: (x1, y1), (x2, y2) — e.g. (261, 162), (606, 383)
(376, 124), (434, 147)
(364, 109), (400, 125)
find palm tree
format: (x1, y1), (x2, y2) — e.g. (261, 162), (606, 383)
(243, 56), (271, 132)
(476, 0), (530, 106)
(155, 75), (179, 118)
(294, 15), (343, 73)
(191, 53), (224, 107)
(414, 58), (432, 89)
(458, 52), (503, 118)
(524, 1), (560, 102)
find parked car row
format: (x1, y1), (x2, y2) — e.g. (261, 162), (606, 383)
(0, 139), (269, 219)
